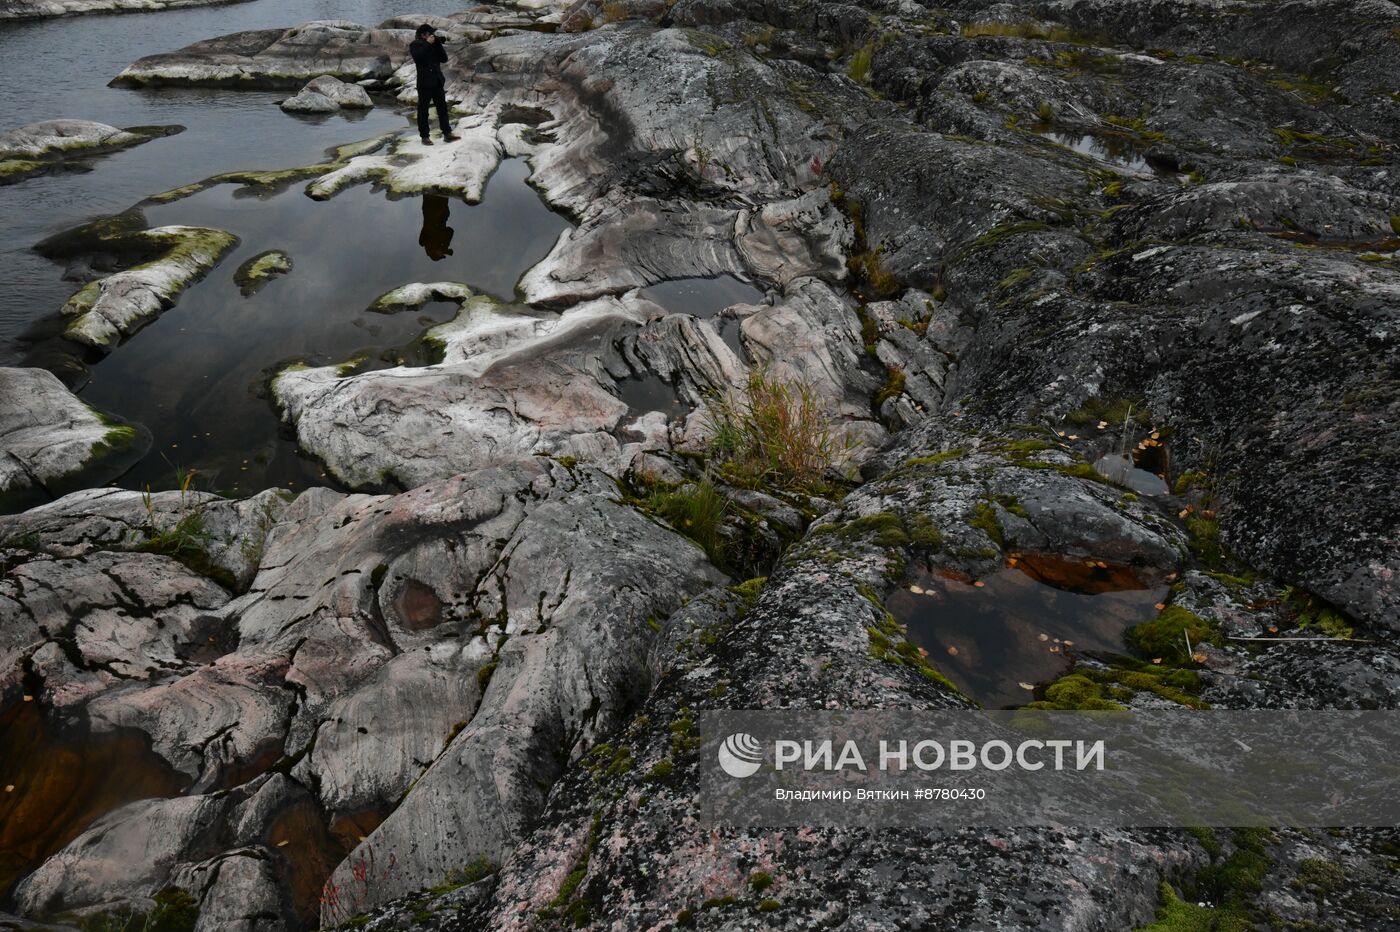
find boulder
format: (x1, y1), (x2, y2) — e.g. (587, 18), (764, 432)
(280, 75), (374, 113)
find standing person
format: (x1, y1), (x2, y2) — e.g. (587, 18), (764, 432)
(409, 24), (458, 145)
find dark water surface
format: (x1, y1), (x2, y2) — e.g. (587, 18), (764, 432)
(889, 556), (1170, 709)
(30, 157), (569, 497)
(0, 0), (468, 362)
(0, 0), (583, 497)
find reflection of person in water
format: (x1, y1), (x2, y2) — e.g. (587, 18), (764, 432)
(419, 194), (453, 260)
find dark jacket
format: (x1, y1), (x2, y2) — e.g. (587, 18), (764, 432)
(409, 37), (447, 89)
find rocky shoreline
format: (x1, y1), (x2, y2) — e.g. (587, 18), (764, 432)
(2, 0), (1398, 929)
(0, 0), (246, 20)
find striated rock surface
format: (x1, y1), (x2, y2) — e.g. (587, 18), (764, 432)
(2, 460), (726, 925)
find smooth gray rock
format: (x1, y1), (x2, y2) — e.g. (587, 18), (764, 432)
(280, 75), (374, 113)
(0, 0), (246, 20)
(113, 21), (415, 89)
(0, 368), (148, 513)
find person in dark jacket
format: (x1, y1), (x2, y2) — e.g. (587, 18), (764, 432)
(409, 24), (458, 145)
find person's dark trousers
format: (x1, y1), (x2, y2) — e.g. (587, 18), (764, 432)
(417, 82), (451, 139)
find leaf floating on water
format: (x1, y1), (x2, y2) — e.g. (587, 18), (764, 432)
(1037, 633), (1049, 641)
(973, 580), (985, 588)
(276, 839), (291, 847)
(1154, 602), (1166, 611)
(1049, 646), (1061, 653)
(22, 695), (32, 702)
(918, 646), (930, 658)
(946, 646), (959, 657)
(4, 785), (13, 793)
(1062, 640), (1073, 647)
(1018, 682), (1036, 691)
(1192, 653), (1208, 663)
(910, 585), (925, 595)
(1152, 657), (1164, 664)
(1096, 420), (1108, 429)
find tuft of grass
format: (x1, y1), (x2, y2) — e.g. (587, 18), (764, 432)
(648, 479), (730, 565)
(703, 369), (849, 494)
(874, 366), (907, 409)
(848, 247), (901, 298)
(429, 856), (497, 895)
(848, 43), (875, 83)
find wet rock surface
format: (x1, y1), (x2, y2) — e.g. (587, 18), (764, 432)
(0, 120), (181, 185)
(3, 0), (1399, 928)
(0, 368), (149, 513)
(281, 76), (375, 114)
(112, 21), (419, 89)
(0, 0), (245, 19)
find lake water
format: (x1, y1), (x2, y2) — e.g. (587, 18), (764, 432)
(0, 0), (469, 364)
(0, 0), (591, 497)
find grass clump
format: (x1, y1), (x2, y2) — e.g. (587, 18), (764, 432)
(647, 479), (729, 565)
(848, 43), (875, 83)
(429, 856), (496, 895)
(848, 247), (901, 299)
(874, 366), (907, 409)
(703, 369), (849, 494)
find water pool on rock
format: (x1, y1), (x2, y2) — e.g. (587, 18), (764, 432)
(888, 555), (1172, 709)
(22, 156), (571, 497)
